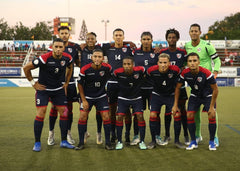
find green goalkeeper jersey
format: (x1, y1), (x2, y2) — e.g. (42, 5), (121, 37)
(185, 39), (221, 72)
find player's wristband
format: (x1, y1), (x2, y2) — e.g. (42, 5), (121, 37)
(30, 80), (35, 86)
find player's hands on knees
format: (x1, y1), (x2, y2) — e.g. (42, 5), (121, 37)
(208, 107), (216, 119)
(171, 105), (180, 116)
(33, 81), (46, 90)
(82, 100), (89, 111)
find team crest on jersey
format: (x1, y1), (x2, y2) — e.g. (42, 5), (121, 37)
(176, 53), (182, 59)
(197, 48), (201, 52)
(134, 74), (139, 79)
(197, 77), (202, 82)
(99, 71), (105, 76)
(61, 61), (66, 66)
(68, 48), (72, 53)
(33, 59), (39, 65)
(122, 47), (127, 53)
(150, 53), (155, 58)
(168, 73), (173, 78)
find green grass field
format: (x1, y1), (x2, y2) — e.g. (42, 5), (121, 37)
(0, 87), (240, 171)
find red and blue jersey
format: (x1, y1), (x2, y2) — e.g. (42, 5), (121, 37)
(102, 43), (133, 72)
(32, 51), (72, 90)
(179, 66), (216, 98)
(114, 66), (145, 99)
(77, 63), (112, 98)
(80, 44), (102, 67)
(160, 48), (187, 69)
(147, 65), (180, 96)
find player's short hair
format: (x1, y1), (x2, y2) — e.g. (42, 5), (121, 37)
(187, 52), (200, 60)
(123, 56), (134, 63)
(141, 32), (153, 39)
(165, 28), (180, 40)
(190, 23), (201, 31)
(92, 48), (103, 55)
(158, 53), (170, 61)
(113, 28), (124, 35)
(58, 26), (70, 32)
(53, 38), (64, 44)
(86, 32), (97, 37)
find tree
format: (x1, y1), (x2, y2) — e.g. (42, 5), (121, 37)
(31, 21), (53, 40)
(79, 20), (88, 40)
(202, 12), (240, 40)
(14, 22), (31, 40)
(0, 18), (14, 40)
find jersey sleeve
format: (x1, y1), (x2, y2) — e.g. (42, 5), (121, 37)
(206, 44), (221, 72)
(32, 58), (43, 68)
(77, 68), (86, 85)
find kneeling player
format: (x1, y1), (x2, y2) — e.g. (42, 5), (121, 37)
(76, 49), (114, 150)
(172, 52), (218, 151)
(114, 57), (147, 150)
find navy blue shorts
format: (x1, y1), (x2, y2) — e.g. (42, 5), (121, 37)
(106, 80), (119, 104)
(36, 89), (67, 107)
(141, 89), (152, 110)
(116, 98), (143, 116)
(187, 95), (215, 113)
(150, 93), (174, 114)
(66, 83), (78, 102)
(80, 95), (109, 113)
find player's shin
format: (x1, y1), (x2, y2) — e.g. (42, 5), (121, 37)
(34, 116), (44, 142)
(78, 119), (87, 145)
(209, 118), (216, 141)
(59, 115), (68, 141)
(187, 117), (196, 141)
(149, 116), (158, 142)
(103, 119), (111, 144)
(174, 115), (181, 143)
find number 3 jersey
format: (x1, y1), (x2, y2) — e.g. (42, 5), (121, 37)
(77, 63), (112, 98)
(32, 51), (72, 90)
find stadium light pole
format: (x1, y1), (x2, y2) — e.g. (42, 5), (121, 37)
(102, 20), (109, 41)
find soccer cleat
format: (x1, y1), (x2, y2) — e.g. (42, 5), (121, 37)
(175, 142), (186, 149)
(47, 130), (55, 146)
(184, 136), (190, 145)
(130, 135), (140, 145)
(139, 141), (147, 150)
(84, 132), (90, 144)
(160, 136), (171, 146)
(155, 135), (162, 145)
(186, 140), (198, 150)
(196, 136), (203, 143)
(147, 141), (156, 149)
(33, 142), (41, 152)
(209, 141), (217, 151)
(115, 142), (123, 150)
(60, 140), (75, 149)
(214, 137), (219, 147)
(67, 133), (75, 145)
(75, 144), (84, 150)
(96, 132), (103, 144)
(105, 143), (114, 150)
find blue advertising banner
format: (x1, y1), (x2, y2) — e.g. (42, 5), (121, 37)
(0, 67), (21, 77)
(0, 79), (18, 87)
(216, 77), (235, 87)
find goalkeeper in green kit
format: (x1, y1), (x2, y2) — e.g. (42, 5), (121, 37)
(185, 23), (221, 147)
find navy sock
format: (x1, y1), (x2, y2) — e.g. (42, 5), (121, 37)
(133, 116), (139, 136)
(34, 116), (44, 142)
(165, 113), (172, 137)
(138, 121), (146, 142)
(103, 120), (111, 144)
(187, 117), (196, 141)
(174, 115), (181, 143)
(111, 120), (116, 138)
(59, 115), (68, 141)
(125, 119), (131, 140)
(116, 121), (123, 142)
(149, 117), (157, 142)
(66, 103), (73, 131)
(78, 119), (87, 145)
(209, 118), (216, 141)
(181, 110), (188, 137)
(96, 111), (102, 133)
(49, 108), (57, 131)
(156, 114), (161, 136)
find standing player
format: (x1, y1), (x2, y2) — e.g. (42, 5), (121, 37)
(114, 56), (147, 150)
(185, 23), (221, 146)
(47, 26), (80, 146)
(23, 38), (75, 152)
(172, 52), (218, 151)
(132, 31), (160, 145)
(102, 28), (133, 143)
(159, 28), (189, 146)
(147, 53), (184, 149)
(75, 49), (114, 150)
(80, 32), (103, 145)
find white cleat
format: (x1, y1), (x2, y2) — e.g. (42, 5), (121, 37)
(84, 132), (90, 144)
(96, 132), (103, 144)
(47, 130), (55, 146)
(67, 132), (75, 145)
